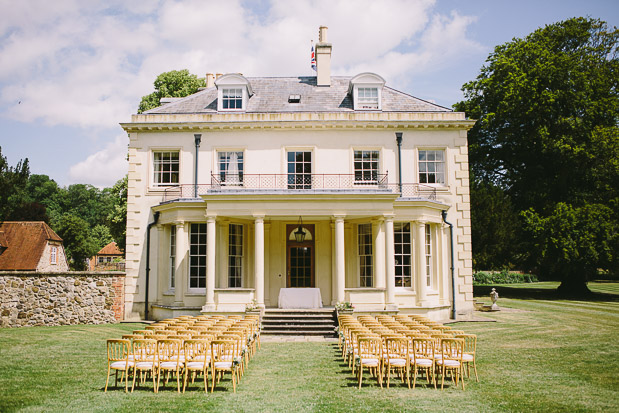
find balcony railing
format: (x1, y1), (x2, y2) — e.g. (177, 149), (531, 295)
(211, 173), (388, 190)
(162, 173), (437, 202)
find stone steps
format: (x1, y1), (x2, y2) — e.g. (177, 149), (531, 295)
(261, 309), (337, 337)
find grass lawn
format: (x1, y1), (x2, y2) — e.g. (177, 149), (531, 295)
(1, 283), (618, 412)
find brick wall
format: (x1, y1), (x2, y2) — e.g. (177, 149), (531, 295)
(0, 271), (125, 327)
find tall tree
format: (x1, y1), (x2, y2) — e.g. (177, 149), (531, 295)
(107, 176), (127, 253)
(523, 203), (617, 294)
(90, 224), (114, 251)
(54, 214), (98, 271)
(470, 180), (521, 271)
(455, 17), (618, 293)
(0, 147), (34, 221)
(138, 69), (206, 113)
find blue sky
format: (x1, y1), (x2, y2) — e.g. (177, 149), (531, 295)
(0, 0), (617, 188)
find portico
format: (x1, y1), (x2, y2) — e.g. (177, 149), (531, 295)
(149, 189), (453, 319)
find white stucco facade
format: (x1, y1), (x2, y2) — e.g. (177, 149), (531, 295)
(121, 29), (472, 321)
(122, 109), (474, 321)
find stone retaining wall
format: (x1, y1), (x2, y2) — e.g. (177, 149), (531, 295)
(0, 271), (125, 327)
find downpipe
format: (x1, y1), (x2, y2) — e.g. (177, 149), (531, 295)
(395, 132), (403, 194)
(194, 134), (202, 198)
(144, 211), (160, 321)
(441, 210), (456, 320)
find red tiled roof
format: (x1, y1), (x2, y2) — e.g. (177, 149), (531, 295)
(0, 221), (62, 270)
(97, 241), (122, 256)
(0, 231), (7, 249)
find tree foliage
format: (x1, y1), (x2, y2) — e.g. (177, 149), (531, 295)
(54, 214), (98, 271)
(523, 203), (618, 293)
(107, 176), (127, 253)
(0, 147), (33, 221)
(89, 224), (114, 251)
(455, 17), (619, 292)
(137, 69), (205, 113)
(0, 146), (128, 268)
(470, 180), (521, 270)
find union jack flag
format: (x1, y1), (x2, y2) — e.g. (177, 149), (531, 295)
(311, 43), (316, 71)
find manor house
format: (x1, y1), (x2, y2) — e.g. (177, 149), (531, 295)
(121, 27), (474, 321)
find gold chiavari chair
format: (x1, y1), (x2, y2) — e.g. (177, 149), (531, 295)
(455, 334), (478, 382)
(410, 337), (436, 389)
(384, 337), (409, 388)
(211, 339), (239, 393)
(183, 339), (211, 393)
(131, 338), (157, 392)
(104, 339), (133, 392)
(356, 336), (383, 389)
(156, 339), (183, 393)
(436, 338), (465, 390)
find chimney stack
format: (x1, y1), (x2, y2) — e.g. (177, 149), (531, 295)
(205, 73), (215, 88)
(315, 26), (332, 87)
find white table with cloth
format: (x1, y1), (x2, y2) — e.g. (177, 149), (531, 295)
(278, 288), (323, 309)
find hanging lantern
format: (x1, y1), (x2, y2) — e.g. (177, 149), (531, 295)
(294, 216), (306, 243)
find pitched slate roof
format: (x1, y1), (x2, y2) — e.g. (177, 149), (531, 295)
(0, 222), (62, 271)
(144, 76), (451, 115)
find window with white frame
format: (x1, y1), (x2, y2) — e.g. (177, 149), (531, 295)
(418, 150), (445, 184)
(354, 150), (379, 184)
(349, 73), (385, 111)
(222, 88), (243, 109)
(358, 224), (373, 287)
(189, 223), (207, 289)
(50, 246), (57, 264)
(357, 87), (379, 109)
(98, 257), (105, 264)
(153, 151), (179, 186)
(218, 151), (244, 185)
(394, 223), (412, 287)
(425, 224), (432, 288)
(228, 224), (243, 287)
(287, 151), (312, 189)
(169, 226), (176, 289)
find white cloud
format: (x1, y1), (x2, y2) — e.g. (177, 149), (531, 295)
(0, 0), (482, 127)
(0, 0), (483, 185)
(68, 134), (128, 187)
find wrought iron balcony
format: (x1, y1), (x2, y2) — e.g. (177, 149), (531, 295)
(161, 173), (437, 202)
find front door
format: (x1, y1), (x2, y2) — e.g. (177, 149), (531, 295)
(286, 224), (315, 287)
(287, 245), (314, 287)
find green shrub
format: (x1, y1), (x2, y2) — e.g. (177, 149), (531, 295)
(473, 269), (539, 285)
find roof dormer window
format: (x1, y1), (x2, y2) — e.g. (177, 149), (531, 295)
(215, 73), (253, 112)
(222, 88), (243, 109)
(357, 87), (379, 109)
(349, 72), (386, 111)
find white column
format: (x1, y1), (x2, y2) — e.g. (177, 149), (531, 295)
(384, 215), (396, 309)
(156, 224), (165, 299)
(174, 222), (186, 306)
(263, 222), (271, 307)
(254, 215), (265, 308)
(416, 221), (428, 306)
(373, 218), (385, 289)
(334, 215), (346, 303)
(203, 216), (216, 311)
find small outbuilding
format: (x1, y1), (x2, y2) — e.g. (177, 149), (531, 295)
(0, 221), (68, 272)
(89, 242), (124, 271)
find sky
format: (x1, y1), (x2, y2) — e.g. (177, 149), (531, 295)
(0, 0), (617, 188)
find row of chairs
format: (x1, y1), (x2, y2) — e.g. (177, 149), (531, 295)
(105, 314), (261, 393)
(337, 314), (478, 390)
